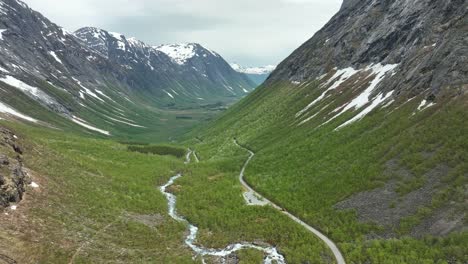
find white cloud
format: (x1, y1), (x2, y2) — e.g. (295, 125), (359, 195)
(22, 0), (342, 65)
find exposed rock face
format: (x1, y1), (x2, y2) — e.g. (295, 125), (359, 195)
(269, 0), (468, 99)
(0, 126), (30, 208)
(334, 159), (465, 238)
(0, 0), (255, 126)
(75, 27), (254, 99)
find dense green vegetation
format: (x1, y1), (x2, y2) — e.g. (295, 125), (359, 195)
(0, 120), (334, 263)
(0, 121), (194, 263)
(189, 80), (468, 263)
(128, 144), (187, 158)
(1, 75), (466, 263)
(176, 140), (331, 263)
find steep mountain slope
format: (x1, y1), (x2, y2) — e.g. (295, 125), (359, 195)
(75, 28), (255, 103)
(230, 63), (276, 85)
(0, 0), (254, 140)
(155, 43), (254, 96)
(271, 0), (467, 99)
(192, 0), (467, 263)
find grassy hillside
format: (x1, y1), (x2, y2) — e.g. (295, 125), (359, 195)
(188, 80), (468, 263)
(0, 120), (196, 263)
(1, 78), (465, 263)
(0, 78), (227, 143)
(0, 119), (341, 263)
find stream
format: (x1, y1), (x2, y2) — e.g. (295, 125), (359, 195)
(160, 150), (286, 264)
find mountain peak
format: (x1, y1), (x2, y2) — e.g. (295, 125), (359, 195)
(154, 43), (220, 65)
(154, 43), (197, 65)
(0, 0), (256, 135)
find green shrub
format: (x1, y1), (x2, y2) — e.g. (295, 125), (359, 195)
(128, 145), (186, 158)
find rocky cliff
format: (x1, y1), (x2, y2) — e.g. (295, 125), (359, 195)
(0, 126), (30, 208)
(270, 0), (467, 100)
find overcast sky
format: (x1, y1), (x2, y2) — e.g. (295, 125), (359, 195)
(22, 0), (342, 66)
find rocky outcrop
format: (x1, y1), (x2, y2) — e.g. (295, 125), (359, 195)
(0, 126), (30, 208)
(269, 0), (468, 100)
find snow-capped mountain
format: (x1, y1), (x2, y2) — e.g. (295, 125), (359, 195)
(0, 0), (255, 136)
(75, 27), (254, 101)
(230, 63), (276, 85)
(155, 43), (220, 65)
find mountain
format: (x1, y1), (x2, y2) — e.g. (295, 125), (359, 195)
(230, 63), (276, 85)
(75, 27), (255, 103)
(0, 0), (255, 140)
(193, 0), (467, 263)
(0, 0), (466, 263)
(270, 0), (467, 100)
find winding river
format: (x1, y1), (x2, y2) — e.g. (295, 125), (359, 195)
(160, 150), (286, 263)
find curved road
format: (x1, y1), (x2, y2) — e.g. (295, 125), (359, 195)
(233, 139), (346, 264)
(161, 149), (286, 264)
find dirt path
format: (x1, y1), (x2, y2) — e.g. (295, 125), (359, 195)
(234, 139), (346, 264)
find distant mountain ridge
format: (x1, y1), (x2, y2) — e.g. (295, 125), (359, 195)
(230, 63), (276, 75)
(230, 63), (276, 85)
(74, 27), (255, 102)
(0, 0), (255, 137)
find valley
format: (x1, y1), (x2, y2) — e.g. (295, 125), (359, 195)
(1, 0), (467, 263)
(160, 150), (286, 264)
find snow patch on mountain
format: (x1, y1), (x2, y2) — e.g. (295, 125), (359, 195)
(155, 44), (196, 65)
(72, 116), (110, 135)
(72, 77), (104, 102)
(297, 64), (399, 128)
(331, 63), (399, 128)
(0, 2), (7, 15)
(335, 91), (394, 130)
(48, 51), (63, 64)
(296, 67), (360, 117)
(0, 29), (7, 40)
(417, 99), (435, 111)
(164, 90), (175, 99)
(0, 75), (58, 106)
(0, 101), (37, 122)
(103, 114), (146, 128)
(0, 65), (10, 73)
(109, 32), (126, 50)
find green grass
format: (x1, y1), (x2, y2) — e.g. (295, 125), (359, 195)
(188, 80), (468, 263)
(1, 73), (466, 263)
(0, 79), (227, 144)
(0, 121), (195, 263)
(0, 120), (333, 263)
(128, 144), (187, 158)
